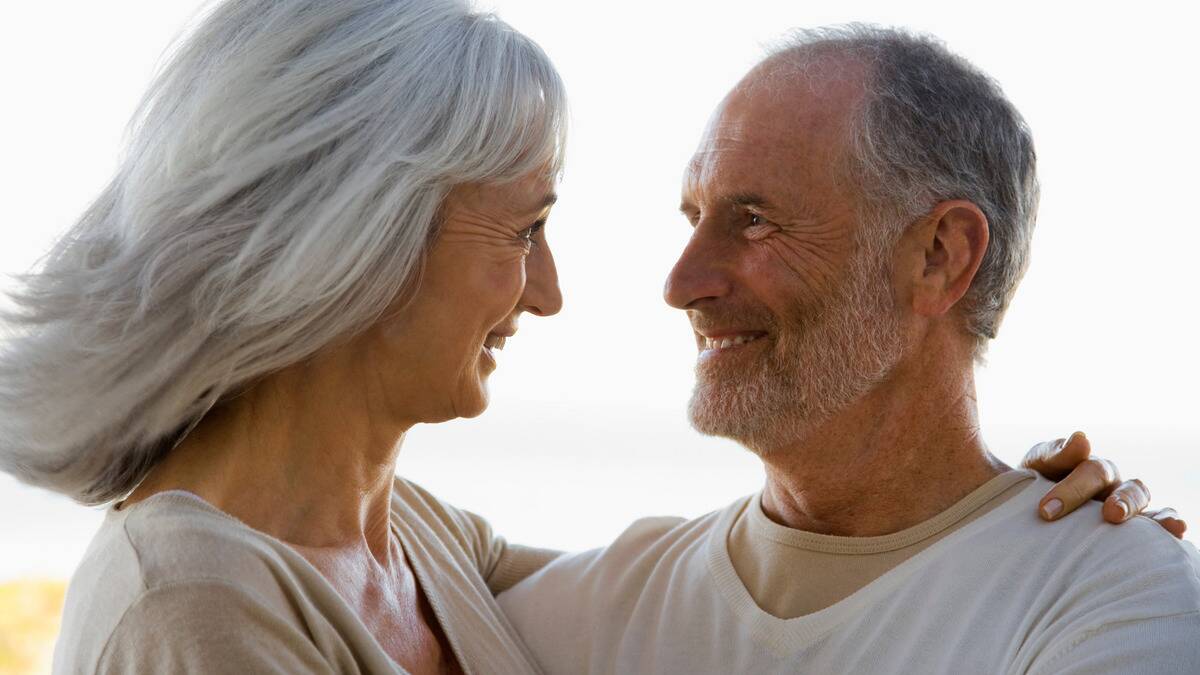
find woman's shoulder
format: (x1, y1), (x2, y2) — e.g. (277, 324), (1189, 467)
(107, 491), (296, 588)
(54, 492), (319, 672)
(389, 476), (482, 548)
(388, 477), (507, 572)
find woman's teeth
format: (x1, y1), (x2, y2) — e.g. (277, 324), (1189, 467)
(484, 334), (506, 351)
(703, 333), (762, 351)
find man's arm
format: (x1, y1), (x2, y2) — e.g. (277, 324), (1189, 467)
(1026, 611), (1200, 675)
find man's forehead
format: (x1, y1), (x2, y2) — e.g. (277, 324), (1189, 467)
(683, 62), (865, 204)
(682, 108), (817, 203)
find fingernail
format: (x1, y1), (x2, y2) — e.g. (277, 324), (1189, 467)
(1116, 499), (1130, 519)
(1042, 498), (1063, 519)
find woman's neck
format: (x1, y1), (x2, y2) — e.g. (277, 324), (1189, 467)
(122, 354), (410, 564)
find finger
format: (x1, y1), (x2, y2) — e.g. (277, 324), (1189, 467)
(1146, 508), (1188, 540)
(1038, 456), (1119, 521)
(1101, 479), (1150, 523)
(1023, 432), (1091, 481)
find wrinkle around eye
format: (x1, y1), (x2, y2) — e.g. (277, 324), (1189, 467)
(759, 230), (846, 286)
(744, 223), (780, 241)
(436, 227), (526, 246)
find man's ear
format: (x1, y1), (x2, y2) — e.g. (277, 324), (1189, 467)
(906, 200), (989, 318)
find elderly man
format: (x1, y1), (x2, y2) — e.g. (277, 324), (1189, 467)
(497, 25), (1200, 673)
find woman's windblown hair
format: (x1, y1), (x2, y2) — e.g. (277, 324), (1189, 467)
(0, 0), (567, 504)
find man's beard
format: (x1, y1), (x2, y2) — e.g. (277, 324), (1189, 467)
(687, 239), (905, 454)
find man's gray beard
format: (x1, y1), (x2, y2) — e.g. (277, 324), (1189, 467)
(687, 242), (905, 454)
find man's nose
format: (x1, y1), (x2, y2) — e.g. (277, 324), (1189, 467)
(663, 226), (732, 310)
(521, 244), (563, 317)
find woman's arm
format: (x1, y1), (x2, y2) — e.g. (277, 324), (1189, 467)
(1024, 432), (1187, 539)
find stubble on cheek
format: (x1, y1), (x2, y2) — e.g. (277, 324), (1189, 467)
(686, 246), (903, 451)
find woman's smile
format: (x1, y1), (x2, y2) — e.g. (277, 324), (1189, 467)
(481, 331), (511, 367)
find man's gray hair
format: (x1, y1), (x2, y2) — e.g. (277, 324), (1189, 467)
(0, 0), (567, 504)
(768, 24), (1039, 356)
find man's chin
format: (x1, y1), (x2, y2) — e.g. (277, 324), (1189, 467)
(689, 383), (774, 445)
(687, 375), (824, 453)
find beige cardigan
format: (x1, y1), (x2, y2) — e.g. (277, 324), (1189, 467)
(53, 477), (559, 674)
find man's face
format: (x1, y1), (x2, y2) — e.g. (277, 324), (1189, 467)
(666, 61), (905, 452)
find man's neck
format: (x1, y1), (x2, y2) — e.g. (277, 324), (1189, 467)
(758, 368), (1010, 537)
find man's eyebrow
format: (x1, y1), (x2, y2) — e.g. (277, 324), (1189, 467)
(678, 193), (775, 216)
(727, 193), (775, 210)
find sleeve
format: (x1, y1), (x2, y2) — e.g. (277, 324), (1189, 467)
(1026, 611), (1200, 674)
(94, 581), (333, 675)
(394, 478), (564, 594)
(448, 506), (564, 595)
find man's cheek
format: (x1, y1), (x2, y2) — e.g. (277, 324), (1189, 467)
(754, 237), (842, 300)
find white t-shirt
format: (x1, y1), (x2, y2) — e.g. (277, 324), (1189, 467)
(498, 471), (1200, 674)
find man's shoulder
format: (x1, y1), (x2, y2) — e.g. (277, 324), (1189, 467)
(943, 476), (1200, 622)
(496, 497), (748, 668)
(959, 478), (1200, 673)
(1042, 503), (1200, 611)
(499, 495), (749, 608)
(980, 476), (1199, 584)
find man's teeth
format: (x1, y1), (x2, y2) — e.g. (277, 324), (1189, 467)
(703, 334), (762, 350)
(484, 335), (506, 351)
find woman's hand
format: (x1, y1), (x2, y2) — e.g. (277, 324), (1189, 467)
(1022, 431), (1186, 539)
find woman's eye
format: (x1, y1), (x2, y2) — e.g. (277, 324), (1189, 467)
(749, 213), (765, 226)
(518, 220), (546, 248)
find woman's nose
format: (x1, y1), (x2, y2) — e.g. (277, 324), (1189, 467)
(521, 244), (562, 317)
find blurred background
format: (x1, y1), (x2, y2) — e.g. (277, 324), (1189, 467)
(1, 0), (1197, 671)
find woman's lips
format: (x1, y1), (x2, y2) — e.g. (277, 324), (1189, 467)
(480, 332), (512, 368)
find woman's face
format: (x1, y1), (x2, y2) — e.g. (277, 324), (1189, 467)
(370, 171), (561, 424)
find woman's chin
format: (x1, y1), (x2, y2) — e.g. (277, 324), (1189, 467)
(456, 401), (489, 420)
(454, 382), (491, 420)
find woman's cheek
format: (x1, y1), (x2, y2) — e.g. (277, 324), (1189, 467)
(485, 255), (528, 306)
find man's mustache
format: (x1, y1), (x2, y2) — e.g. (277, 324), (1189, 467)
(687, 308), (779, 335)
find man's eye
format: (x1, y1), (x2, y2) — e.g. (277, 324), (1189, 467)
(744, 213), (778, 241)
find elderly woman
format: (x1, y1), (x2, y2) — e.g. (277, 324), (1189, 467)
(0, 1), (1178, 674)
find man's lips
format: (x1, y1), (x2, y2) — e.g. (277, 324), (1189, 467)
(697, 330), (768, 352)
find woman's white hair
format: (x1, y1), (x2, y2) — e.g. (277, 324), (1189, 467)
(0, 0), (567, 504)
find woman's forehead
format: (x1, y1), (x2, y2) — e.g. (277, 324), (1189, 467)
(447, 176), (557, 218)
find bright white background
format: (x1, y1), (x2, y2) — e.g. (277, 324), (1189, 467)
(0, 1), (1196, 582)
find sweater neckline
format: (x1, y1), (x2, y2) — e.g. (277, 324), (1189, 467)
(744, 469), (1034, 555)
(705, 468), (1044, 657)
